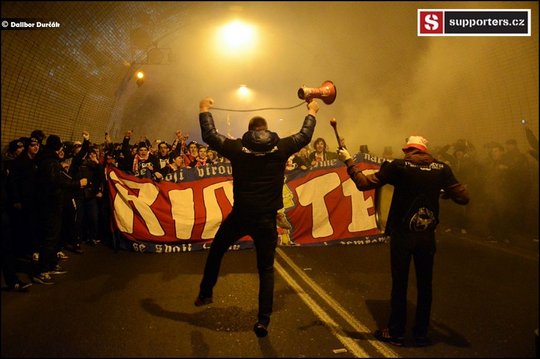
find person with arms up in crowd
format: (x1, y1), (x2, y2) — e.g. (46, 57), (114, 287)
(194, 96), (319, 337)
(337, 135), (469, 347)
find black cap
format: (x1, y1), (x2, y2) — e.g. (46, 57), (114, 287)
(45, 135), (63, 151)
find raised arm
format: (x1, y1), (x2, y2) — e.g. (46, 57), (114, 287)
(199, 97), (228, 151)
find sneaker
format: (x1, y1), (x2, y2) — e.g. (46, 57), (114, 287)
(8, 281), (32, 292)
(413, 336), (432, 347)
(374, 328), (404, 347)
(33, 272), (55, 285)
(253, 322), (268, 338)
(48, 264), (67, 275)
(194, 295), (213, 307)
(57, 251), (69, 260)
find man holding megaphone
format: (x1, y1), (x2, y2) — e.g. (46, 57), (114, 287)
(193, 96), (319, 338)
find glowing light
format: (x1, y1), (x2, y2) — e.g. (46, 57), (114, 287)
(217, 20), (256, 54)
(136, 71), (145, 87)
(238, 85), (250, 97)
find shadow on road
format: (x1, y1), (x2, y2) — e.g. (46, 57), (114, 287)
(364, 299), (471, 348)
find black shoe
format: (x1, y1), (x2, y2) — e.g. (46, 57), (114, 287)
(374, 328), (404, 347)
(253, 322), (268, 337)
(194, 296), (213, 307)
(8, 281), (32, 292)
(413, 336), (432, 347)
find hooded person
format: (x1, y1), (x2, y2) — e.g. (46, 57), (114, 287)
(6, 138), (25, 159)
(33, 134), (88, 285)
(30, 130), (46, 146)
(337, 134), (469, 347)
(193, 96), (319, 338)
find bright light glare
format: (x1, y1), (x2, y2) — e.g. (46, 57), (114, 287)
(238, 85), (250, 97)
(217, 20), (256, 54)
(136, 71), (144, 79)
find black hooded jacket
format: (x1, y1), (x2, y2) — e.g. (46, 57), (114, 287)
(200, 112), (316, 213)
(35, 149), (81, 207)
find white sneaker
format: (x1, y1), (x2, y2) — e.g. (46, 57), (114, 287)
(57, 251), (69, 260)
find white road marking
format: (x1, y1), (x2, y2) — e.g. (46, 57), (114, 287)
(274, 259), (369, 357)
(276, 247), (398, 358)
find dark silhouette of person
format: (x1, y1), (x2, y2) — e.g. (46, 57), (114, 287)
(337, 135), (469, 347)
(194, 96), (319, 338)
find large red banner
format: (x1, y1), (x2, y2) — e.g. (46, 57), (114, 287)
(106, 154), (390, 253)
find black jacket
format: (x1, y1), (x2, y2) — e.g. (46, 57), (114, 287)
(35, 149), (82, 208)
(347, 149), (470, 234)
(200, 112), (316, 213)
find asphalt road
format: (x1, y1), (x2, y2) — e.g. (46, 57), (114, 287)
(2, 231), (538, 358)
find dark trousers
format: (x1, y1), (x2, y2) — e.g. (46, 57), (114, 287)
(81, 197), (99, 242)
(38, 201), (62, 272)
(2, 207), (19, 286)
(388, 230), (436, 337)
(199, 208), (278, 326)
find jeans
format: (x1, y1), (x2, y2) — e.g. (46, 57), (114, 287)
(199, 207), (278, 326)
(388, 230), (436, 337)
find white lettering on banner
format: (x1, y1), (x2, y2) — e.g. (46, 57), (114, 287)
(109, 171), (164, 236)
(133, 243), (146, 252)
(196, 164), (233, 178)
(201, 181), (234, 239)
(155, 243), (193, 253)
(296, 173), (341, 238)
(342, 174), (378, 232)
(169, 188), (195, 240)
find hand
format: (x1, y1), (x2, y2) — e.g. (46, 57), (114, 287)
(82, 131), (90, 141)
(200, 97), (214, 112)
(337, 148), (352, 162)
(126, 130), (133, 138)
(80, 178), (88, 187)
(307, 100), (319, 116)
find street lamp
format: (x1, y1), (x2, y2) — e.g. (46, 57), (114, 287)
(216, 20), (257, 55)
(136, 71), (144, 87)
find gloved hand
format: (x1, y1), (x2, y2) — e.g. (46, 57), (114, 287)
(337, 148), (352, 162)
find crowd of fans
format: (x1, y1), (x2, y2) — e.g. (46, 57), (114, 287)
(1, 127), (538, 292)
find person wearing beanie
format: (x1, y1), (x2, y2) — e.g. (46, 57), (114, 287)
(30, 130), (46, 145)
(6, 138), (25, 160)
(33, 134), (88, 285)
(45, 134), (63, 152)
(193, 96), (319, 338)
(337, 135), (469, 347)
